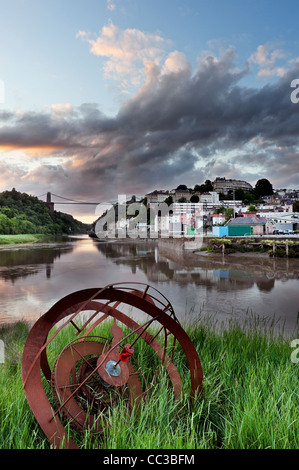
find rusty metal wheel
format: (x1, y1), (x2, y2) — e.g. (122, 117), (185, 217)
(22, 283), (203, 449)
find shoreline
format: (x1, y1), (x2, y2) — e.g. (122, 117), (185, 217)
(195, 249), (270, 258)
(1, 234), (299, 259)
(0, 233), (89, 248)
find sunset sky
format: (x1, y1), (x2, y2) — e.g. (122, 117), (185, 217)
(1, 0), (299, 223)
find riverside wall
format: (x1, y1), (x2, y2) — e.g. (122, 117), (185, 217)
(158, 236), (207, 251)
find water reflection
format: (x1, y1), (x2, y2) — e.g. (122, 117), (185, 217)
(94, 240), (298, 292)
(0, 244), (74, 283)
(0, 237), (298, 335)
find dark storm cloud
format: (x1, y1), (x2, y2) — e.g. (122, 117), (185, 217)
(1, 48), (299, 200)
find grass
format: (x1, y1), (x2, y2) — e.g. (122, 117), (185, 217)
(0, 316), (298, 450)
(0, 234), (46, 245)
(206, 237), (299, 257)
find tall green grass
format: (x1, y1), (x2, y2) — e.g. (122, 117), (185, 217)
(0, 234), (45, 245)
(0, 316), (298, 449)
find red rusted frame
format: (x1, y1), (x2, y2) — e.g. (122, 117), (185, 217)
(22, 283), (203, 449)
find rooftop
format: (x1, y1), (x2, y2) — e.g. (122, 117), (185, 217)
(227, 216), (267, 226)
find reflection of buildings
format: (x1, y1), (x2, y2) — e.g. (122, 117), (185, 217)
(93, 240), (298, 292)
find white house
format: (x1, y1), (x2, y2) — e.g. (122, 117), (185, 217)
(211, 214), (226, 225)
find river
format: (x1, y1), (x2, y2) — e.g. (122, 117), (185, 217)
(0, 235), (298, 336)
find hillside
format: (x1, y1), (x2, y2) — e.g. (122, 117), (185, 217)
(0, 188), (90, 235)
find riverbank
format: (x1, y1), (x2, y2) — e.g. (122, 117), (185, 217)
(0, 317), (297, 449)
(0, 234), (48, 246)
(199, 237), (299, 258)
(0, 233), (91, 247)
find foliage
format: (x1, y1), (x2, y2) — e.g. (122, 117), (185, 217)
(0, 189), (89, 235)
(0, 317), (297, 449)
(293, 200), (299, 212)
(254, 178), (274, 198)
(164, 195), (173, 206)
(219, 189), (257, 204)
(193, 180), (213, 193)
(224, 207), (234, 222)
(213, 206), (225, 214)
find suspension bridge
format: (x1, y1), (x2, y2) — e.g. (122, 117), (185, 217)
(38, 192), (139, 212)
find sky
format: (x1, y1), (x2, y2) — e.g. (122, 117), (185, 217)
(1, 0), (299, 223)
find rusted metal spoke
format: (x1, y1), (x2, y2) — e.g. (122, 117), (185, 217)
(114, 314), (161, 367)
(50, 315), (160, 421)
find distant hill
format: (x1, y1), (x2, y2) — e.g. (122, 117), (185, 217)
(0, 188), (90, 235)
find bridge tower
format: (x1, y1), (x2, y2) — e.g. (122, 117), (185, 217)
(46, 192), (54, 212)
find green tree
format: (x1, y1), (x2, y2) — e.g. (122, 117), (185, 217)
(254, 179), (273, 198)
(204, 179), (213, 191)
(0, 206), (15, 219)
(164, 195), (173, 206)
(0, 214), (12, 234)
(190, 195), (199, 203)
(213, 206), (225, 214)
(194, 180), (213, 193)
(224, 208), (234, 222)
(0, 189), (89, 235)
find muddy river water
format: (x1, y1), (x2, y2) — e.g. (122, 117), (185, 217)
(0, 235), (298, 336)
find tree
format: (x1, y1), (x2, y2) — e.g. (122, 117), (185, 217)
(224, 208), (234, 222)
(0, 189), (89, 234)
(0, 206), (15, 219)
(164, 195), (173, 206)
(213, 206), (225, 214)
(194, 180), (213, 193)
(254, 179), (273, 198)
(0, 214), (12, 234)
(247, 204), (257, 213)
(204, 179), (213, 191)
(293, 201), (299, 212)
(176, 184), (188, 190)
(190, 195), (199, 203)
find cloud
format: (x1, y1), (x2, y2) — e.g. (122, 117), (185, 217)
(77, 22), (171, 91)
(1, 46), (299, 209)
(162, 51), (191, 75)
(107, 0), (116, 11)
(50, 103), (74, 117)
(249, 44), (289, 78)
